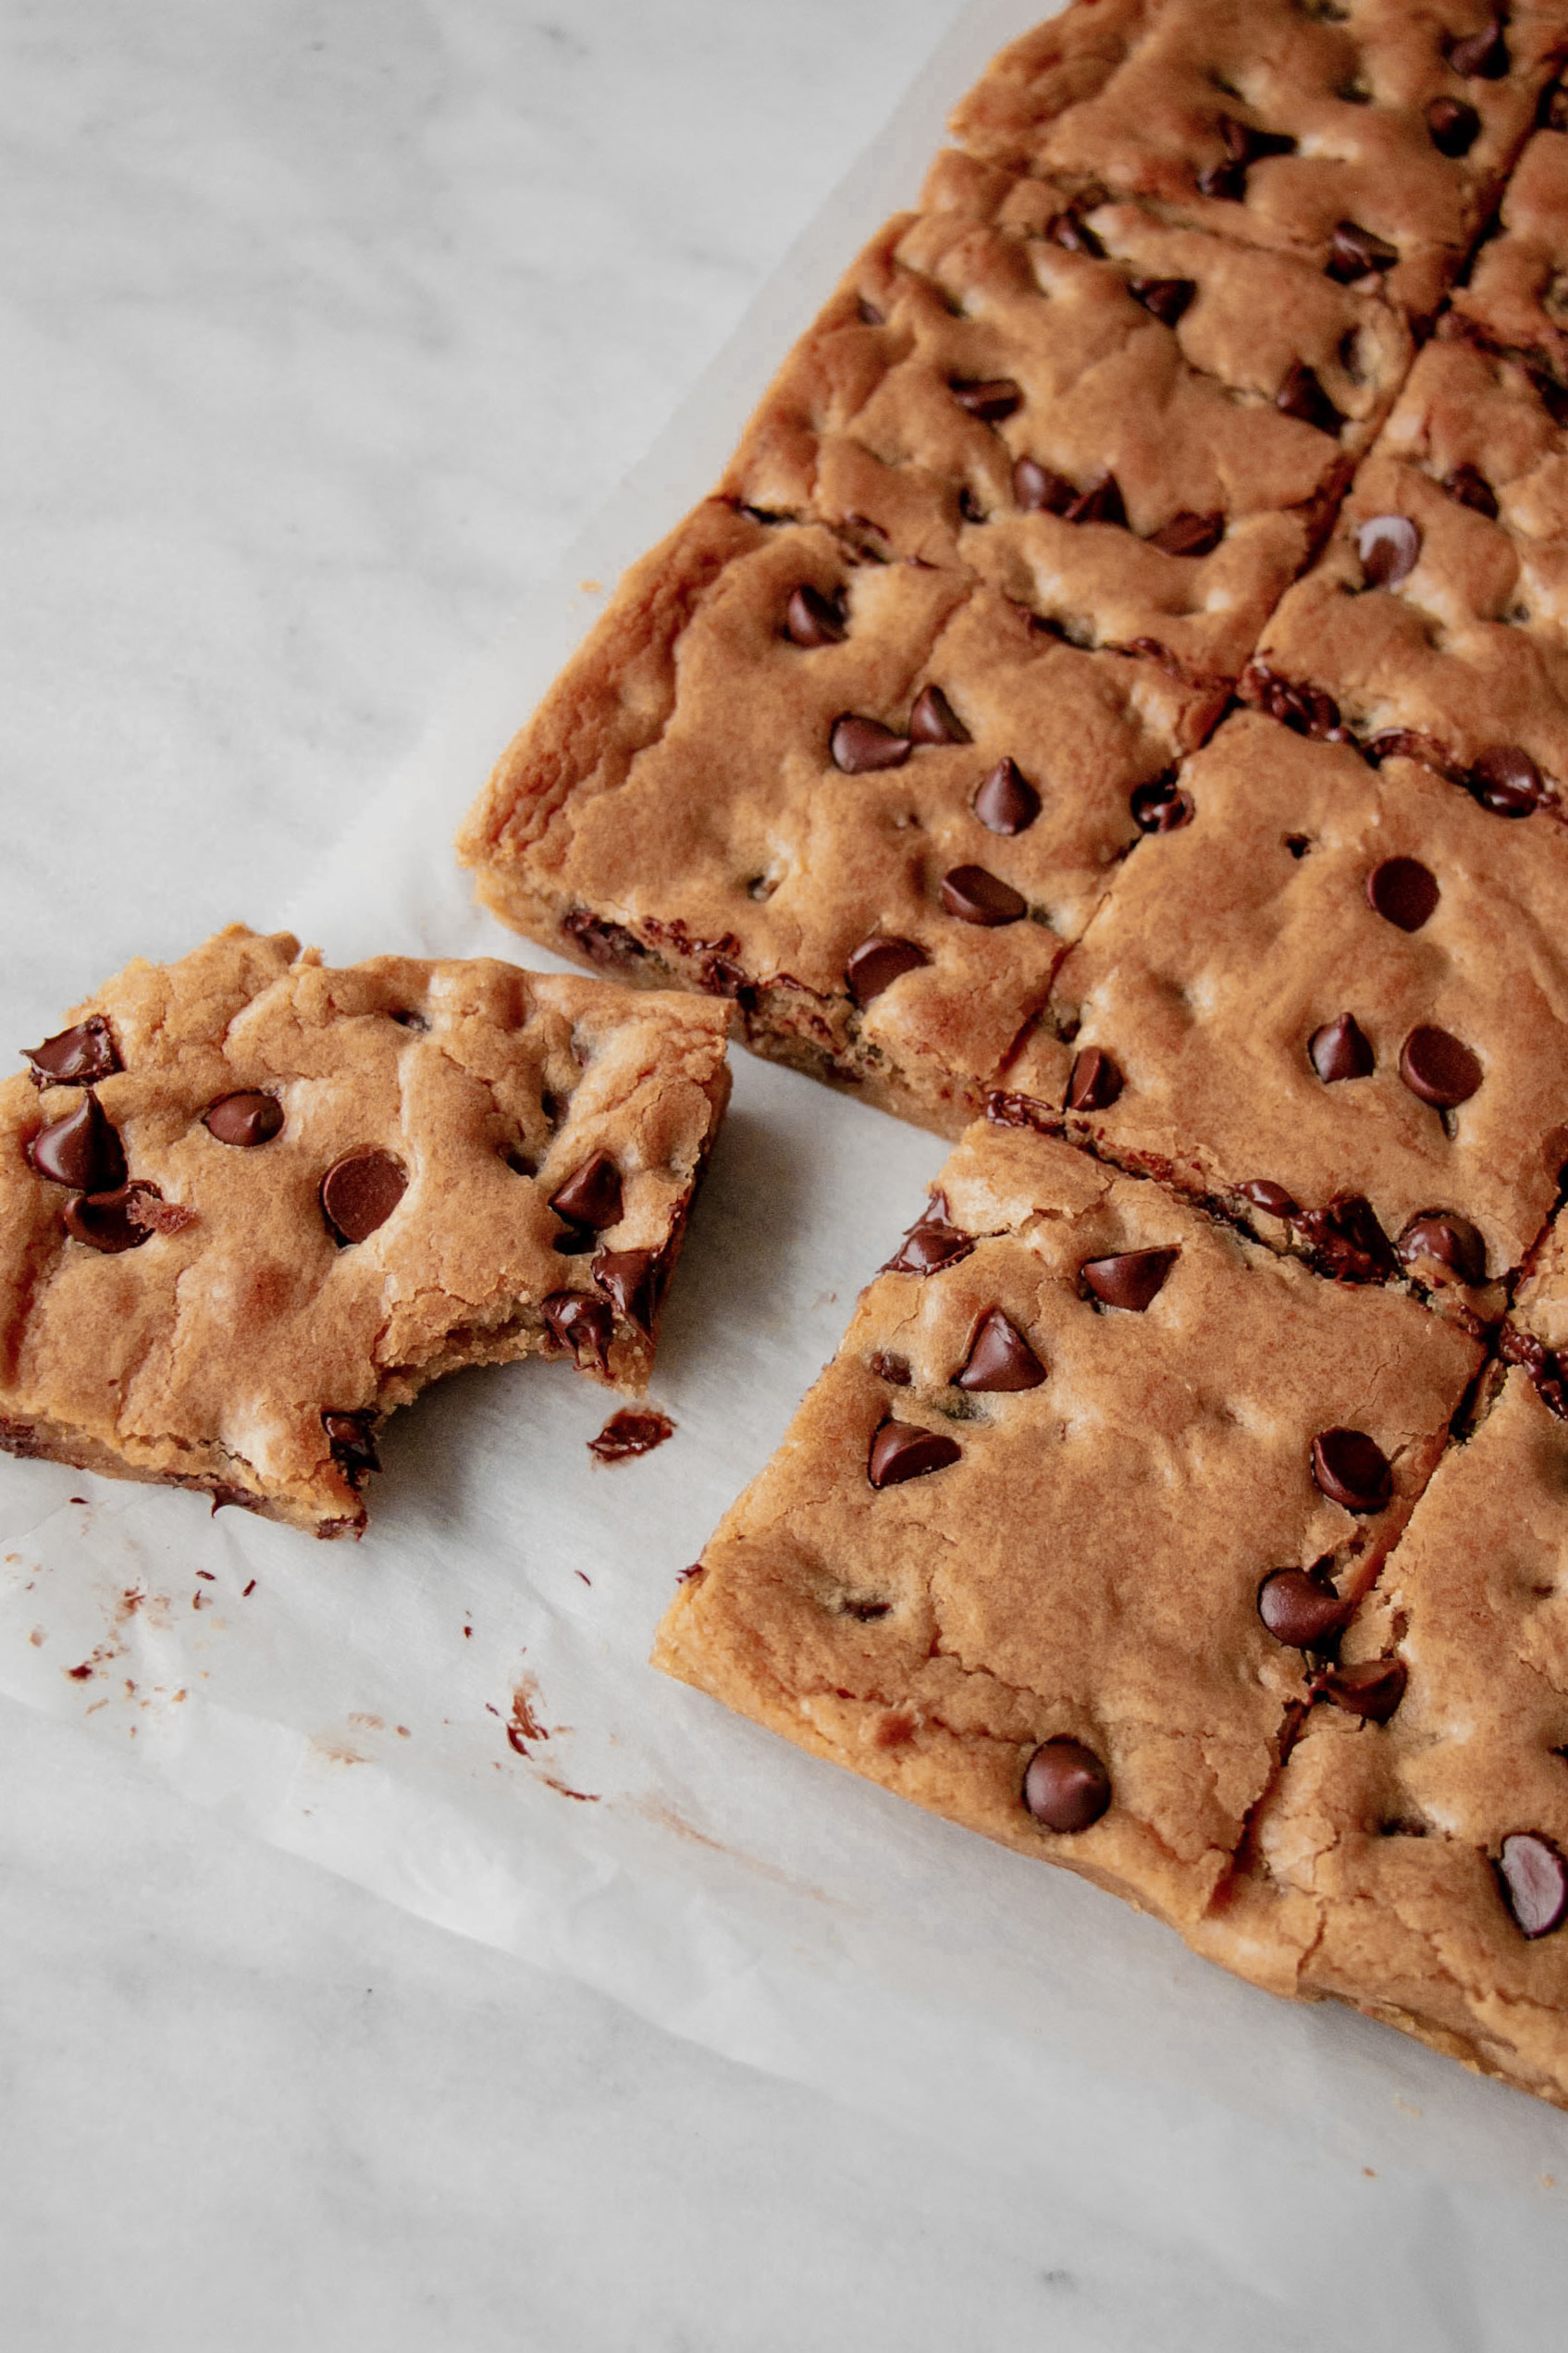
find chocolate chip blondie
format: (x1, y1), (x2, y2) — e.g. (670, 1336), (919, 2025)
(0, 928), (730, 1535)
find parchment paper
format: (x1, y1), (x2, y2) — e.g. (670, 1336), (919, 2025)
(6, 1), (1567, 2332)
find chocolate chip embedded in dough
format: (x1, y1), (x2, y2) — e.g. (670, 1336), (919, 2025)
(1064, 474), (1126, 527)
(1258, 1567), (1353, 1649)
(1309, 1013), (1375, 1084)
(950, 377), (1023, 421)
(203, 1091), (285, 1148)
(939, 865), (1028, 926)
(846, 935), (929, 1007)
(1130, 775), (1192, 833)
(1444, 462), (1498, 518)
(830, 714), (912, 773)
(1295, 1195), (1397, 1282)
(543, 1291), (614, 1374)
(1498, 1832), (1568, 1938)
(1311, 1427), (1391, 1512)
(1128, 275), (1195, 326)
(1238, 1179), (1298, 1218)
(868, 1350), (912, 1386)
(23, 1015), (121, 1087)
(62, 1182), (163, 1255)
(1357, 514), (1421, 588)
(549, 1151), (623, 1232)
(1080, 1247), (1178, 1311)
(955, 1307), (1045, 1392)
(322, 1410), (380, 1483)
(867, 1418), (962, 1488)
(972, 758), (1041, 836)
(1309, 1657), (1408, 1721)
(1276, 361), (1345, 436)
(882, 1206), (973, 1277)
(1327, 220), (1399, 281)
(1197, 154), (1248, 202)
(1448, 15), (1509, 76)
(27, 1094), (126, 1192)
(1396, 1210), (1487, 1285)
(320, 1149), (408, 1245)
(1365, 856), (1439, 932)
(1427, 95), (1481, 155)
(1046, 210), (1104, 255)
(1013, 457), (1075, 514)
(784, 585), (846, 647)
(592, 1246), (661, 1337)
(1468, 745), (1544, 817)
(908, 685), (970, 745)
(1065, 1047), (1122, 1112)
(1399, 1025), (1482, 1108)
(1149, 510), (1224, 559)
(1022, 1737), (1111, 1832)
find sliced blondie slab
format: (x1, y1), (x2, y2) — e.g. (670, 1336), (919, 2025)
(0, 928), (731, 1536)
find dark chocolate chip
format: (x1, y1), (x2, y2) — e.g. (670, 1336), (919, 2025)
(1257, 1567), (1353, 1648)
(1065, 1046), (1123, 1112)
(869, 1350), (912, 1385)
(322, 1410), (380, 1483)
(587, 1407), (674, 1463)
(1327, 220), (1399, 281)
(1448, 17), (1509, 78)
(950, 377), (1023, 421)
(27, 1094), (126, 1192)
(1365, 856), (1439, 932)
(785, 585), (846, 647)
(1013, 456), (1075, 514)
(1295, 1194), (1396, 1282)
(1197, 154), (1249, 201)
(62, 1182), (162, 1254)
(1311, 1427), (1391, 1512)
(1399, 1025), (1482, 1108)
(1427, 94), (1481, 155)
(1309, 1012), (1375, 1083)
(830, 714), (912, 773)
(552, 1226), (597, 1257)
(972, 757), (1041, 836)
(1080, 1247), (1178, 1311)
(1149, 509), (1225, 558)
(1357, 514), (1421, 588)
(1365, 728), (1452, 774)
(1022, 1737), (1111, 1832)
(955, 1307), (1046, 1392)
(1501, 1324), (1568, 1419)
(1396, 1210), (1486, 1284)
(1239, 1179), (1298, 1218)
(543, 1291), (614, 1373)
(1498, 1832), (1568, 1938)
(1047, 210), (1104, 255)
(939, 865), (1027, 925)
(883, 1207), (973, 1277)
(549, 1151), (623, 1231)
(867, 1418), (962, 1488)
(1444, 461), (1499, 517)
(1277, 361), (1344, 436)
(858, 297), (884, 326)
(1129, 275), (1195, 326)
(1309, 1658), (1407, 1721)
(1244, 664), (1343, 738)
(203, 1090), (284, 1148)
(1468, 744), (1544, 816)
(1064, 474), (1126, 527)
(562, 909), (648, 970)
(389, 1009), (428, 1032)
(908, 684), (970, 744)
(1130, 775), (1193, 833)
(1220, 115), (1296, 165)
(592, 1246), (661, 1337)
(320, 1150), (407, 1245)
(846, 935), (929, 1007)
(23, 1015), (121, 1087)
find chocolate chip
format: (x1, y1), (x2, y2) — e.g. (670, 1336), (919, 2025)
(322, 1410), (380, 1483)
(1065, 474), (1126, 527)
(1311, 1427), (1391, 1512)
(785, 585), (846, 647)
(882, 1206), (973, 1277)
(587, 1407), (674, 1463)
(939, 865), (1027, 926)
(1220, 116), (1296, 165)
(1448, 17), (1508, 78)
(1277, 361), (1344, 436)
(1065, 1046), (1123, 1112)
(1295, 1195), (1396, 1282)
(830, 714), (912, 773)
(552, 1226), (597, 1257)
(1080, 1247), (1177, 1310)
(1129, 275), (1195, 326)
(1396, 1210), (1486, 1284)
(1309, 1658), (1407, 1721)
(1364, 728), (1451, 774)
(1365, 856), (1439, 932)
(857, 296), (884, 326)
(955, 1307), (1046, 1392)
(562, 909), (648, 970)
(543, 1291), (614, 1373)
(972, 758), (1041, 836)
(1501, 1324), (1568, 1420)
(1498, 1832), (1568, 1938)
(1399, 1025), (1482, 1108)
(1047, 210), (1104, 255)
(62, 1182), (162, 1254)
(203, 1091), (284, 1148)
(1239, 1179), (1298, 1218)
(1244, 664), (1344, 739)
(867, 1418), (961, 1488)
(1258, 1567), (1353, 1649)
(1357, 514), (1421, 588)
(1309, 1013), (1375, 1084)
(950, 377), (1023, 421)
(1427, 95), (1481, 155)
(592, 1246), (661, 1337)
(24, 1016), (121, 1087)
(27, 1094), (126, 1192)
(1197, 155), (1249, 201)
(1013, 457), (1076, 514)
(389, 1009), (428, 1032)
(1130, 775), (1193, 833)
(908, 685), (970, 744)
(319, 1150), (406, 1245)
(1468, 744), (1544, 816)
(549, 1151), (623, 1231)
(1444, 462), (1498, 517)
(1022, 1737), (1111, 1832)
(1149, 510), (1225, 559)
(1327, 220), (1399, 281)
(846, 935), (929, 1007)
(869, 1349), (912, 1385)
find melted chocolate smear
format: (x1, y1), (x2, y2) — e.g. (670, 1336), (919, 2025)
(1311, 1427), (1391, 1512)
(1296, 1194), (1396, 1282)
(939, 864), (1028, 925)
(28, 1094), (125, 1192)
(972, 758), (1041, 836)
(24, 1016), (120, 1087)
(549, 1151), (623, 1231)
(320, 1150), (407, 1245)
(322, 1410), (380, 1483)
(1023, 1737), (1111, 1832)
(204, 1091), (284, 1147)
(1397, 1210), (1486, 1284)
(867, 1418), (962, 1488)
(543, 1291), (614, 1373)
(587, 1407), (674, 1464)
(1080, 1247), (1178, 1311)
(562, 909), (648, 970)
(955, 1307), (1045, 1392)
